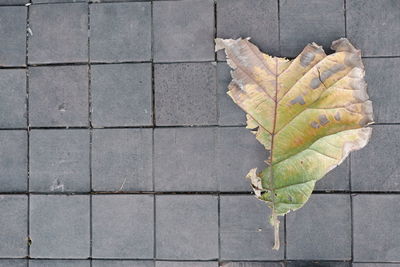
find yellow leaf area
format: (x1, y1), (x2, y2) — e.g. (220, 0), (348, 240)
(215, 37), (373, 249)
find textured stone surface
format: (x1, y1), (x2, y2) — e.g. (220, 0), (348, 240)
(30, 195), (90, 258)
(156, 262), (218, 267)
(0, 260), (27, 267)
(221, 263), (284, 267)
(29, 260), (90, 267)
(315, 158), (349, 191)
(0, 0), (27, 4)
(90, 2), (151, 62)
(156, 195), (218, 260)
(287, 262), (350, 267)
(93, 261), (153, 267)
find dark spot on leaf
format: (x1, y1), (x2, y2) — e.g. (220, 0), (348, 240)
(310, 77), (321, 89)
(290, 95), (306, 105)
(300, 52), (315, 67)
(319, 114), (330, 126)
(334, 112), (341, 121)
(310, 121), (320, 128)
(320, 64), (345, 81)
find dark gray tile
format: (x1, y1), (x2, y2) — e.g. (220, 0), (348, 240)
(153, 0), (214, 62)
(0, 131), (27, 192)
(33, 0), (85, 3)
(29, 130), (90, 192)
(29, 66), (89, 127)
(351, 125), (400, 191)
(216, 127), (267, 192)
(156, 263), (218, 267)
(28, 3), (88, 64)
(353, 264), (400, 267)
(0, 0), (27, 5)
(93, 261), (153, 267)
(156, 195), (218, 260)
(353, 194), (400, 261)
(287, 262), (350, 267)
(347, 0), (400, 56)
(220, 195), (284, 260)
(30, 195), (90, 258)
(364, 58), (400, 123)
(90, 2), (151, 62)
(154, 128), (217, 192)
(0, 260), (27, 267)
(91, 63), (152, 127)
(280, 0), (345, 57)
(217, 62), (246, 126)
(0, 195), (27, 257)
(92, 195), (154, 259)
(0, 7), (26, 66)
(0, 69), (26, 128)
(92, 129), (152, 192)
(221, 263), (284, 267)
(154, 63), (217, 126)
(286, 194), (351, 260)
(315, 158), (349, 191)
(216, 0), (279, 60)
(29, 260), (90, 267)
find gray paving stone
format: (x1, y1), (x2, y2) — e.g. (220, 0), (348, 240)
(92, 195), (154, 259)
(220, 195), (284, 260)
(353, 264), (400, 267)
(287, 262), (350, 267)
(216, 0), (279, 60)
(347, 0), (400, 56)
(221, 263), (284, 267)
(153, 0), (214, 62)
(351, 125), (400, 191)
(156, 262), (218, 267)
(30, 195), (90, 258)
(364, 58), (400, 123)
(0, 131), (27, 192)
(29, 66), (89, 127)
(91, 63), (152, 127)
(280, 0), (345, 57)
(28, 3), (88, 64)
(156, 195), (218, 260)
(92, 129), (152, 192)
(0, 260), (27, 267)
(33, 0), (85, 3)
(154, 63), (217, 126)
(286, 194), (351, 260)
(0, 0), (27, 5)
(90, 2), (151, 62)
(315, 158), (349, 191)
(29, 260), (90, 267)
(0, 195), (27, 257)
(93, 261), (153, 267)
(154, 127), (217, 191)
(0, 7), (26, 66)
(217, 63), (246, 126)
(216, 127), (267, 192)
(353, 195), (400, 261)
(29, 130), (90, 192)
(0, 69), (26, 128)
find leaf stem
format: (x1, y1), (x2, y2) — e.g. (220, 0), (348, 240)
(271, 210), (280, 250)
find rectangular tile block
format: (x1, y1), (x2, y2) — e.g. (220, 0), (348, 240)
(353, 264), (400, 267)
(221, 263), (284, 267)
(29, 260), (90, 267)
(153, 0), (214, 62)
(30, 195), (90, 258)
(92, 195), (154, 259)
(314, 158), (349, 191)
(0, 131), (27, 192)
(286, 194), (351, 260)
(29, 66), (89, 127)
(156, 195), (218, 260)
(0, 0), (27, 5)
(29, 130), (90, 192)
(156, 262), (218, 267)
(347, 0), (400, 56)
(93, 261), (153, 267)
(28, 3), (88, 64)
(91, 63), (152, 127)
(92, 129), (152, 192)
(90, 2), (151, 62)
(220, 195), (284, 260)
(0, 260), (27, 267)
(33, 0), (85, 3)
(154, 63), (217, 126)
(287, 262), (350, 267)
(0, 195), (27, 257)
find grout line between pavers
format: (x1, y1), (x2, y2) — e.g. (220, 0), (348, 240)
(344, 0), (347, 38)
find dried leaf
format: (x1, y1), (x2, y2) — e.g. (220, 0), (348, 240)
(215, 37), (373, 250)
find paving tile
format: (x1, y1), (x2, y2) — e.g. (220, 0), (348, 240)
(217, 62), (246, 126)
(30, 195), (90, 258)
(91, 63), (152, 127)
(29, 66), (89, 127)
(93, 261), (153, 267)
(0, 7), (26, 66)
(315, 158), (349, 191)
(92, 195), (154, 259)
(156, 195), (218, 260)
(287, 262), (350, 267)
(0, 69), (26, 128)
(216, 127), (267, 192)
(29, 260), (90, 267)
(92, 129), (152, 192)
(0, 260), (27, 267)
(220, 195), (284, 260)
(154, 63), (217, 126)
(353, 194), (400, 261)
(364, 58), (400, 123)
(33, 0), (85, 3)
(29, 130), (90, 192)
(353, 264), (400, 267)
(153, 0), (214, 62)
(0, 0), (27, 5)
(156, 262), (218, 267)
(286, 194), (351, 260)
(0, 131), (27, 192)
(90, 2), (151, 62)
(347, 0), (400, 56)
(221, 263), (284, 267)
(0, 195), (28, 257)
(280, 0), (345, 57)
(28, 3), (88, 64)
(154, 128), (217, 191)
(216, 0), (279, 60)
(351, 125), (400, 191)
